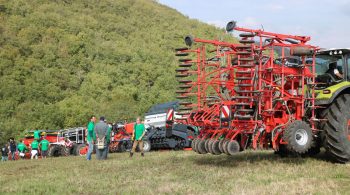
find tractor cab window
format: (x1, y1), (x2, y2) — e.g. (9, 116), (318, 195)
(313, 55), (343, 88)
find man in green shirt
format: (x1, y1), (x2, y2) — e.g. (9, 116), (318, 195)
(130, 117), (146, 157)
(33, 129), (40, 141)
(17, 140), (27, 160)
(39, 136), (50, 159)
(30, 140), (39, 160)
(86, 116), (96, 161)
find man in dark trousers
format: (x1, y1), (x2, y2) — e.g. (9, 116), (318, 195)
(1, 144), (9, 162)
(94, 116), (109, 160)
(9, 138), (17, 160)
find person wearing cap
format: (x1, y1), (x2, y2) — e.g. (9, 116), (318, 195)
(17, 140), (27, 159)
(130, 117), (146, 157)
(94, 116), (109, 160)
(39, 136), (49, 159)
(86, 116), (96, 161)
(30, 140), (39, 159)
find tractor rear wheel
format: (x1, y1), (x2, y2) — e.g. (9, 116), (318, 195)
(283, 120), (313, 154)
(227, 140), (240, 155)
(197, 139), (207, 154)
(48, 145), (61, 157)
(211, 140), (221, 155)
(323, 94), (350, 163)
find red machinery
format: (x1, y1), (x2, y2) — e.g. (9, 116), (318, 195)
(175, 21), (319, 156)
(109, 123), (134, 153)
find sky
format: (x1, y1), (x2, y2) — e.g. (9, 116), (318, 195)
(158, 0), (350, 48)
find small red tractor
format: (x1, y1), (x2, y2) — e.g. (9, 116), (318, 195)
(174, 21), (350, 163)
(20, 127), (87, 158)
(108, 122), (134, 153)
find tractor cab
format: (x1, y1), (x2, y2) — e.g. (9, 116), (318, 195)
(313, 48), (350, 89)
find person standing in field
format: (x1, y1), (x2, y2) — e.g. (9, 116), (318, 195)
(17, 140), (27, 159)
(9, 138), (17, 160)
(30, 140), (39, 160)
(1, 144), (9, 162)
(102, 121), (112, 160)
(86, 116), (96, 161)
(39, 136), (49, 159)
(130, 117), (146, 157)
(94, 116), (109, 160)
(33, 129), (41, 141)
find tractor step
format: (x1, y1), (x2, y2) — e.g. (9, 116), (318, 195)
(234, 114), (253, 119)
(239, 33), (255, 38)
(239, 39), (255, 44)
(175, 47), (189, 51)
(235, 84), (254, 87)
(175, 68), (189, 72)
(176, 96), (189, 99)
(236, 70), (252, 74)
(236, 77), (252, 80)
(239, 57), (255, 61)
(232, 96), (253, 99)
(179, 59), (192, 62)
(175, 53), (189, 56)
(178, 85), (191, 89)
(236, 90), (259, 93)
(236, 45), (252, 49)
(236, 109), (254, 112)
(237, 51), (252, 55)
(237, 64), (255, 68)
(178, 63), (192, 67)
(178, 107), (192, 111)
(175, 74), (190, 77)
(178, 80), (192, 84)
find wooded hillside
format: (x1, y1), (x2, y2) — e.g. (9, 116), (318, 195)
(0, 0), (232, 141)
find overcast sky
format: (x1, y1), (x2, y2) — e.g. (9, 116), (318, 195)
(158, 0), (350, 48)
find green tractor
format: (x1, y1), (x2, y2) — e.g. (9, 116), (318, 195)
(314, 48), (350, 163)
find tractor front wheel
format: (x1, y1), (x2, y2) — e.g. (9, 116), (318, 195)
(48, 145), (61, 157)
(283, 120), (313, 154)
(323, 94), (350, 163)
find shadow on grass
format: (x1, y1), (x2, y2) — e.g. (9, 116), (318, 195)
(191, 150), (332, 167)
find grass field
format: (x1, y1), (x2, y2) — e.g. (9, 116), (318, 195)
(0, 150), (349, 195)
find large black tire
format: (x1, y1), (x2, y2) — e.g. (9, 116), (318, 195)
(227, 140), (240, 155)
(283, 120), (313, 154)
(61, 146), (70, 156)
(143, 140), (151, 152)
(197, 139), (207, 154)
(211, 140), (221, 155)
(75, 144), (87, 156)
(223, 140), (230, 155)
(48, 145), (61, 157)
(207, 140), (215, 154)
(204, 139), (211, 153)
(191, 138), (198, 152)
(218, 139), (226, 153)
(323, 94), (350, 163)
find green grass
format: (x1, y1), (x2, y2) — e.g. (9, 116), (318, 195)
(0, 150), (349, 194)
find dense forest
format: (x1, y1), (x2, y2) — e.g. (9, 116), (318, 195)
(0, 0), (234, 142)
